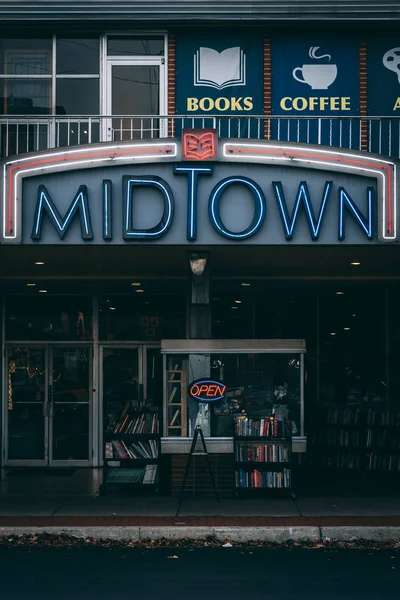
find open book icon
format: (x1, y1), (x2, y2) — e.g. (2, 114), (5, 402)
(194, 47), (246, 90)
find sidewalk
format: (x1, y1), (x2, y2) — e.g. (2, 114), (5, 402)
(1, 468), (400, 541)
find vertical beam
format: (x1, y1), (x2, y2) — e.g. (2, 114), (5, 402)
(359, 39), (368, 152)
(263, 38), (272, 140)
(189, 264), (211, 339)
(167, 34), (176, 138)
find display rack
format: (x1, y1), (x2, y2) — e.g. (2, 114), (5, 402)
(100, 406), (161, 495)
(233, 416), (292, 494)
(166, 369), (187, 437)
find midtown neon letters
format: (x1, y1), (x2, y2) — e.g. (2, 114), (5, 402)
(31, 164), (374, 243)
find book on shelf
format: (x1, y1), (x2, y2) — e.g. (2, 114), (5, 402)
(107, 410), (160, 435)
(110, 439), (159, 460)
(235, 468), (291, 489)
(170, 409), (180, 426)
(235, 442), (290, 463)
(143, 464), (158, 484)
(235, 416), (291, 438)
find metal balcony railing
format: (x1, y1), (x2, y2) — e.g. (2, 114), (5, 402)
(0, 115), (399, 159)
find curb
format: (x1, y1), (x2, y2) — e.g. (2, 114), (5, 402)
(1, 525), (400, 542)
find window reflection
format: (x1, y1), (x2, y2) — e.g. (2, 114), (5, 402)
(56, 39), (99, 75)
(0, 39), (52, 75)
(1, 79), (51, 115)
(56, 79), (99, 115)
(99, 295), (186, 341)
(107, 36), (164, 56)
(6, 296), (92, 341)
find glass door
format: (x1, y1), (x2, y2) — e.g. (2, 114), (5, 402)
(50, 346), (91, 465)
(5, 345), (92, 466)
(6, 346), (48, 465)
(105, 58), (166, 141)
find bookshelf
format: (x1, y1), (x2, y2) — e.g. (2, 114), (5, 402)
(234, 416), (292, 494)
(100, 405), (161, 494)
(309, 406), (400, 475)
(166, 369), (187, 437)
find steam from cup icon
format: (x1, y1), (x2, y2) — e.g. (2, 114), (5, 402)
(309, 47), (331, 62)
(383, 47), (400, 83)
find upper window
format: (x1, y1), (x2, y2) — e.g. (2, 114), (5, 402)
(56, 38), (100, 75)
(107, 36), (164, 56)
(0, 39), (52, 75)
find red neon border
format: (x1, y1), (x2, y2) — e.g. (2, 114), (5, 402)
(5, 146), (174, 236)
(225, 146), (394, 236)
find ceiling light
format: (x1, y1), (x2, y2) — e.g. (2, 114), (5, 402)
(330, 332), (336, 336)
(109, 307), (116, 311)
(344, 327), (351, 331)
(145, 301), (150, 305)
(351, 262), (361, 266)
(131, 282), (141, 286)
(352, 313), (357, 317)
(234, 300), (242, 304)
(135, 289), (144, 293)
(241, 282), (250, 287)
(38, 289), (47, 293)
(231, 306), (238, 310)
(26, 283), (36, 287)
(336, 291), (344, 295)
(34, 261), (44, 265)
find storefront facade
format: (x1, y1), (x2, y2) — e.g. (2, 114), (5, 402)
(0, 1), (400, 494)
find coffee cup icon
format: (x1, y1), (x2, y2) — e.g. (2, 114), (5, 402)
(292, 64), (337, 90)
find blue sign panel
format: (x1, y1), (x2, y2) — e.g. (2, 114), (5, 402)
(271, 38), (360, 148)
(367, 40), (400, 157)
(175, 32), (264, 137)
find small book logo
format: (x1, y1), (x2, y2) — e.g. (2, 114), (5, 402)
(194, 46), (246, 90)
(182, 130), (217, 161)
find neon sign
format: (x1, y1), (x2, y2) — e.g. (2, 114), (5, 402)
(29, 167), (375, 244)
(188, 379), (227, 402)
(1, 138), (395, 244)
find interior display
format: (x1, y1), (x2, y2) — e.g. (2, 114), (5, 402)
(163, 343), (305, 439)
(101, 405), (160, 494)
(234, 415), (292, 491)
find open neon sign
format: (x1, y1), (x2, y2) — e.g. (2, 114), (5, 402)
(188, 379), (227, 403)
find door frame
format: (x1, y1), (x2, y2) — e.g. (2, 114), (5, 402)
(3, 342), (94, 467)
(104, 57), (167, 142)
(98, 342), (161, 466)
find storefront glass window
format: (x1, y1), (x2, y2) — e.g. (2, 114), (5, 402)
(166, 352), (303, 438)
(6, 296), (92, 341)
(99, 295), (186, 341)
(56, 39), (99, 75)
(107, 36), (164, 56)
(319, 286), (387, 406)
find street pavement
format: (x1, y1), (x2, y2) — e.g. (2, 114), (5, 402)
(0, 545), (399, 599)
